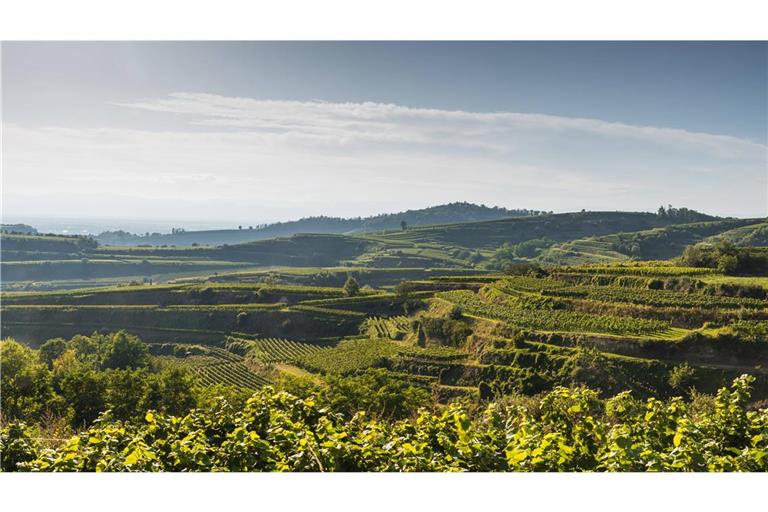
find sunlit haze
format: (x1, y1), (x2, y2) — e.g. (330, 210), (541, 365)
(3, 42), (766, 227)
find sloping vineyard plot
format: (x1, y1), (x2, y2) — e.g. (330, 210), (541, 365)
(244, 337), (333, 363)
(195, 361), (272, 388)
(363, 316), (412, 339)
(496, 276), (768, 310)
(437, 290), (673, 337)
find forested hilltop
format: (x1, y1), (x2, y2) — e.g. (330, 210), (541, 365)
(95, 202), (547, 247)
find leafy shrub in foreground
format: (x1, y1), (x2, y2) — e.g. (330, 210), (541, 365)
(2, 375), (766, 472)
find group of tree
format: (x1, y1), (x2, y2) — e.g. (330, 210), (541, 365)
(656, 205), (710, 222)
(0, 332), (437, 436)
(484, 238), (555, 269)
(681, 241), (768, 275)
(0, 333), (200, 429)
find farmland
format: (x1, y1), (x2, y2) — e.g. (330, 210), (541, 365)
(3, 207), (768, 472)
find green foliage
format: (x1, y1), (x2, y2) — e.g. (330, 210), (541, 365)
(2, 376), (766, 472)
(299, 339), (401, 375)
(101, 331), (150, 370)
(417, 316), (472, 347)
(1, 334), (204, 429)
(681, 241), (768, 276)
(343, 276), (361, 297)
(668, 363), (697, 390)
(38, 337), (68, 368)
(394, 281), (426, 314)
(438, 289), (671, 337)
(486, 239), (555, 269)
(317, 369), (431, 420)
(0, 339), (61, 421)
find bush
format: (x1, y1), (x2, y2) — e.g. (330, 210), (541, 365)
(668, 363), (697, 390)
(343, 276), (361, 297)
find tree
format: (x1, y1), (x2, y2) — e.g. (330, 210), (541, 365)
(0, 339), (58, 421)
(238, 225), (243, 230)
(104, 369), (151, 421)
(400, 220), (407, 231)
(319, 369), (430, 420)
(38, 337), (68, 368)
(717, 254), (739, 275)
(58, 366), (107, 427)
(100, 331), (150, 370)
(394, 280), (424, 314)
(343, 276), (360, 297)
(151, 367), (198, 416)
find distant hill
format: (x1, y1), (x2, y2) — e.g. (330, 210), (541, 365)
(704, 221), (768, 247)
(1, 223), (38, 235)
(536, 218), (764, 265)
(371, 210), (718, 250)
(95, 202), (546, 247)
(3, 207), (733, 286)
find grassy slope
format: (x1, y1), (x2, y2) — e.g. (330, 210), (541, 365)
(537, 218), (764, 265)
(365, 211), (715, 250)
(703, 221), (768, 246)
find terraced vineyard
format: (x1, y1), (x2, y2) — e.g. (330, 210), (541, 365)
(437, 289), (674, 337)
(495, 275), (768, 310)
(299, 338), (403, 374)
(364, 316), (412, 339)
(3, 230), (768, 410)
(195, 361), (272, 388)
(560, 263), (718, 277)
(149, 343), (271, 388)
(229, 337), (333, 363)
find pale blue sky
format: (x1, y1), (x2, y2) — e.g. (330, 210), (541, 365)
(2, 41), (767, 223)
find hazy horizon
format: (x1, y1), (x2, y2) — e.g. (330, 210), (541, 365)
(3, 42), (767, 221)
(4, 201), (764, 237)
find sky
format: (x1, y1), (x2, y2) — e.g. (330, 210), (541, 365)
(2, 41), (767, 228)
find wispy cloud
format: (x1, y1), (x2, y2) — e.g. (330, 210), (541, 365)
(116, 92), (765, 154)
(3, 93), (766, 221)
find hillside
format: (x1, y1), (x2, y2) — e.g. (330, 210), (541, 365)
(370, 210), (717, 250)
(4, 242), (768, 473)
(94, 202), (542, 247)
(537, 218), (765, 265)
(1, 209), (742, 290)
(4, 261), (768, 404)
(704, 221), (768, 247)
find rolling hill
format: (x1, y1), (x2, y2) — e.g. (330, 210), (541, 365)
(94, 202), (544, 247)
(6, 208), (765, 290)
(368, 210), (717, 250)
(704, 221), (768, 247)
(536, 218), (765, 265)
